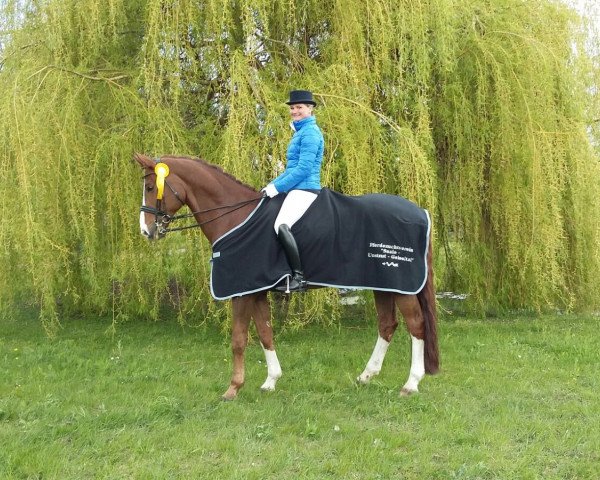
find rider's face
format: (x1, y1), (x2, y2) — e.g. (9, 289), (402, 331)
(289, 103), (313, 121)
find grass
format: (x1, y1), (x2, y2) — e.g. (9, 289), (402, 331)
(1, 308), (599, 479)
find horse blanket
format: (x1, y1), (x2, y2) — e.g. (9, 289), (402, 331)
(210, 188), (430, 300)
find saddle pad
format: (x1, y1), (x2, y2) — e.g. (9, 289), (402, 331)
(210, 189), (430, 300)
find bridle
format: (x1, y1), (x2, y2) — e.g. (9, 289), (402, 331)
(140, 162), (263, 236)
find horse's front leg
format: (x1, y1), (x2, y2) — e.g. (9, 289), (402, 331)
(223, 297), (252, 401)
(251, 293), (282, 392)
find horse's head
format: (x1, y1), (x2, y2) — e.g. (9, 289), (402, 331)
(134, 153), (186, 240)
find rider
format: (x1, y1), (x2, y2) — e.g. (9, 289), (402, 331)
(262, 90), (325, 292)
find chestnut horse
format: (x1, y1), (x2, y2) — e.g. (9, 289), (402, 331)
(135, 153), (439, 400)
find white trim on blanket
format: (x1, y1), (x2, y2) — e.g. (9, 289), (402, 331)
(210, 273), (292, 300)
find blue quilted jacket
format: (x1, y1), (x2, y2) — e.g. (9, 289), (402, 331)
(272, 116), (324, 193)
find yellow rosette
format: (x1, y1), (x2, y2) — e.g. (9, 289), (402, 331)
(154, 163), (170, 200)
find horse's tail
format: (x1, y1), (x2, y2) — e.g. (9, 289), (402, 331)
(417, 234), (439, 374)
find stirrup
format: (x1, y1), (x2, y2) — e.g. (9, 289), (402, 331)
(275, 275), (307, 293)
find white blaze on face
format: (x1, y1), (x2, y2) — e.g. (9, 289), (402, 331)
(140, 184), (150, 236)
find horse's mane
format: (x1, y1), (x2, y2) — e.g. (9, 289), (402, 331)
(167, 155), (257, 192)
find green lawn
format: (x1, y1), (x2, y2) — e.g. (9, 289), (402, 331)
(1, 308), (598, 479)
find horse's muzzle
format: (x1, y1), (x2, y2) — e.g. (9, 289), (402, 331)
(142, 224), (167, 241)
(140, 206), (169, 240)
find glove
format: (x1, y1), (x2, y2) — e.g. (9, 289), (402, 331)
(262, 183), (279, 198)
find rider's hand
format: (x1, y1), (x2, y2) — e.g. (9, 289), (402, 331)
(261, 183), (278, 198)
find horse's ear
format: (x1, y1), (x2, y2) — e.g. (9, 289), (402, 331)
(133, 153), (154, 169)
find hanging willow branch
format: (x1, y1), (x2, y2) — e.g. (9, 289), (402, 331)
(0, 0), (598, 332)
(45, 65), (131, 83)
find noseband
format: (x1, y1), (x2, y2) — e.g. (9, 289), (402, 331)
(140, 163), (263, 235)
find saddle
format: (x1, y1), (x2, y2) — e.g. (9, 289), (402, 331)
(210, 189), (430, 300)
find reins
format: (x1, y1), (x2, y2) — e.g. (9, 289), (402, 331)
(162, 196), (263, 233)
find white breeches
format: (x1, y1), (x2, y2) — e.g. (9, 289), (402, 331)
(273, 190), (318, 233)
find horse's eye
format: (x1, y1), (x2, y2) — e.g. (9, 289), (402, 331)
(146, 185), (154, 192)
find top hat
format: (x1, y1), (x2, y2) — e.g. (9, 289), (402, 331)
(286, 90), (316, 106)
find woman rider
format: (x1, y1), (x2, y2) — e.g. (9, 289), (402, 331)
(262, 90), (325, 292)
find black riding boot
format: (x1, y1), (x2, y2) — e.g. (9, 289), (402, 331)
(276, 224), (307, 293)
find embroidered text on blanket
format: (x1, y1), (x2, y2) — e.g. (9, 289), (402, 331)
(367, 242), (416, 264)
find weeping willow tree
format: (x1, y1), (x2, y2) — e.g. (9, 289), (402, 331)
(434, 1), (600, 311)
(0, 0), (598, 332)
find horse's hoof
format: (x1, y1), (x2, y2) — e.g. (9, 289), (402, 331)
(260, 380), (276, 392)
(357, 371), (377, 385)
(222, 388), (238, 401)
(399, 387), (418, 397)
(260, 378), (278, 392)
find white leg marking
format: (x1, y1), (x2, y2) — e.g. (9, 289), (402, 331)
(358, 336), (390, 384)
(260, 344), (282, 392)
(401, 335), (425, 395)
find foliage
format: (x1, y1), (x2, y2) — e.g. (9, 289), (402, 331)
(1, 311), (599, 478)
(0, 0), (599, 330)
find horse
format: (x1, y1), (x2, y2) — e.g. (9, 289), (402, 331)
(134, 153), (439, 400)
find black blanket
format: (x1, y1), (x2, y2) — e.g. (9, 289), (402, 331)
(210, 189), (430, 300)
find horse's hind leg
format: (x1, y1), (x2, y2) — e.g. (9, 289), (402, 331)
(396, 294), (426, 396)
(251, 292), (282, 392)
(357, 291), (399, 384)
